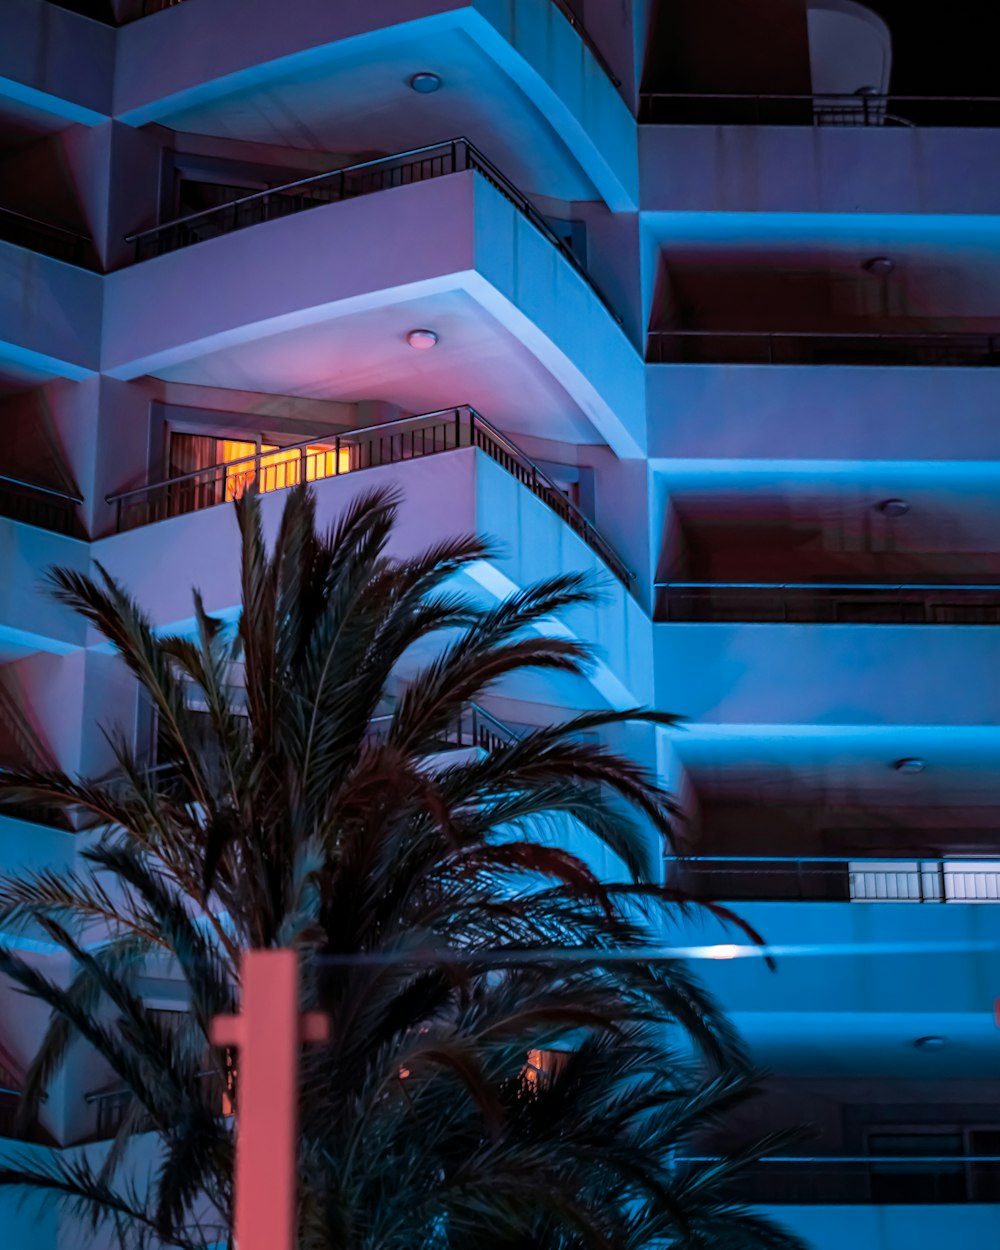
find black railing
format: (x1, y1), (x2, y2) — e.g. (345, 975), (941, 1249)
(0, 206), (96, 269)
(655, 581), (1000, 623)
(85, 1070), (225, 1139)
(124, 138), (620, 321)
(677, 1155), (1000, 1205)
(647, 329), (1000, 366)
(366, 703), (522, 756)
(106, 407), (634, 585)
(141, 0), (184, 13)
(0, 473), (82, 536)
(666, 856), (1000, 903)
(640, 92), (1000, 127)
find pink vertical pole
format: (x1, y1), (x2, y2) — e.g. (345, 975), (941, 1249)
(212, 950), (329, 1250)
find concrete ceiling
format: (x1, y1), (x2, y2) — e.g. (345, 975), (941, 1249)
(669, 724), (1000, 806)
(737, 1010), (1000, 1080)
(0, 99), (75, 151)
(0, 355), (65, 397)
(658, 462), (1000, 556)
(158, 26), (599, 204)
(151, 288), (607, 445)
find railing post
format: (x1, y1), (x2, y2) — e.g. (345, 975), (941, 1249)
(455, 407), (462, 450)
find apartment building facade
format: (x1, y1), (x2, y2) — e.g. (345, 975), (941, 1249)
(1, 1), (1000, 1246)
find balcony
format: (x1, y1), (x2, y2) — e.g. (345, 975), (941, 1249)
(113, 0), (634, 209)
(647, 330), (1000, 367)
(0, 208), (97, 270)
(640, 92), (1000, 127)
(103, 160), (642, 455)
(365, 702), (524, 757)
(687, 1153), (1000, 1206)
(645, 367), (1000, 463)
(124, 139), (618, 322)
(654, 581), (1000, 624)
(0, 240), (102, 380)
(668, 856), (1000, 903)
(705, 1145), (1000, 1205)
(106, 407), (633, 586)
(0, 474), (82, 537)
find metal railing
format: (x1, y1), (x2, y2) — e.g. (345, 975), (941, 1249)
(666, 856), (1000, 903)
(654, 581), (1000, 624)
(646, 328), (1000, 366)
(123, 138), (620, 321)
(0, 206), (95, 269)
(677, 1155), (1000, 1205)
(106, 406), (634, 585)
(0, 473), (82, 536)
(366, 703), (522, 756)
(639, 92), (1000, 127)
(86, 1069), (225, 1139)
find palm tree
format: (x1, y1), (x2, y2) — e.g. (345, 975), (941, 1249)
(0, 485), (803, 1250)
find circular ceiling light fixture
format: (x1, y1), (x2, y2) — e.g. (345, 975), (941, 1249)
(892, 757), (926, 775)
(914, 1035), (946, 1051)
(406, 329), (439, 350)
(863, 256), (896, 276)
(409, 72), (442, 93)
(877, 498), (910, 517)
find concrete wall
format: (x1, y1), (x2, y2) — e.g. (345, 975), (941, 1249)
(647, 365), (1000, 464)
(641, 125), (1000, 216)
(1, 0), (113, 124)
(0, 244), (102, 380)
(768, 1204), (1000, 1250)
(654, 622), (1000, 726)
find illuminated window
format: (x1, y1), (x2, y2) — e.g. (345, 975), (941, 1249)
(522, 1048), (568, 1093)
(304, 444), (352, 480)
(227, 441), (351, 497)
(221, 440), (258, 501)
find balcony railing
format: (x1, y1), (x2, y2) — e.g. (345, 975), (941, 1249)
(123, 138), (620, 322)
(106, 407), (634, 585)
(366, 703), (522, 756)
(0, 206), (96, 269)
(654, 581), (1000, 624)
(678, 1155), (1000, 1205)
(646, 329), (1000, 366)
(85, 1070), (225, 1139)
(640, 92), (1000, 127)
(667, 856), (1000, 903)
(0, 473), (82, 536)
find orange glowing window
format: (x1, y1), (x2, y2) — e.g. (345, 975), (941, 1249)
(256, 445), (301, 494)
(304, 444), (352, 480)
(222, 440), (258, 501)
(522, 1048), (568, 1092)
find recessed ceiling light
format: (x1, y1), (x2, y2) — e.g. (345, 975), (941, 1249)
(892, 757), (926, 774)
(914, 1035), (946, 1051)
(863, 256), (896, 276)
(406, 329), (438, 350)
(409, 73), (442, 93)
(877, 498), (910, 517)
